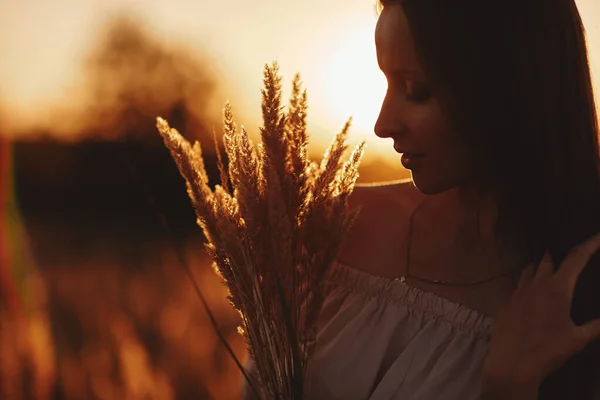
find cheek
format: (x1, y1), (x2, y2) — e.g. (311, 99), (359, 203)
(413, 108), (464, 154)
(416, 111), (473, 175)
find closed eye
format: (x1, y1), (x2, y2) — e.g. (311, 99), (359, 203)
(384, 72), (433, 103)
(405, 80), (432, 103)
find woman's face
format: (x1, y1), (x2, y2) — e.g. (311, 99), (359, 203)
(374, 4), (473, 195)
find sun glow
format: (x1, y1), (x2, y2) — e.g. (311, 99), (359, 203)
(323, 23), (387, 140)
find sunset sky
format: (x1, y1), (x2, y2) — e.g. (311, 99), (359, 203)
(1, 0), (599, 161)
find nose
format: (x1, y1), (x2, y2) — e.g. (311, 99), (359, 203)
(374, 93), (405, 139)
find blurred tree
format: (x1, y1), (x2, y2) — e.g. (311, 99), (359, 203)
(81, 16), (221, 144)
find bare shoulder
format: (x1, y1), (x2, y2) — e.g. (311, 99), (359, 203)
(337, 179), (421, 276)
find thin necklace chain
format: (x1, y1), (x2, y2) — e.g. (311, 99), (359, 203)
(395, 196), (523, 287)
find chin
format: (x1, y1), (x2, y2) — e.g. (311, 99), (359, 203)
(409, 173), (459, 196)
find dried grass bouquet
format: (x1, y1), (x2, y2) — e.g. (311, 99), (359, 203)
(156, 62), (365, 399)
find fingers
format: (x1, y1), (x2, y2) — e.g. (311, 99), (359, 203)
(516, 262), (535, 294)
(532, 251), (553, 283)
(515, 251), (550, 294)
(555, 232), (600, 293)
(574, 318), (600, 353)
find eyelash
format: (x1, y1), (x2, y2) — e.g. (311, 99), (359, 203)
(387, 77), (432, 103)
(405, 81), (432, 103)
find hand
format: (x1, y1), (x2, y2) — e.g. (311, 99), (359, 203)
(482, 232), (600, 394)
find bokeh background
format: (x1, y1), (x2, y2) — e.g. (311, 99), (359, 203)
(0, 1), (599, 399)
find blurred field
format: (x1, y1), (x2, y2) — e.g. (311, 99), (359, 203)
(2, 220), (249, 400)
(1, 136), (254, 399)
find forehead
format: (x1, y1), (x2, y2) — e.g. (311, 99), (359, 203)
(375, 5), (422, 73)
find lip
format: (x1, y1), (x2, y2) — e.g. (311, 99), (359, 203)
(393, 144), (425, 157)
(400, 152), (424, 170)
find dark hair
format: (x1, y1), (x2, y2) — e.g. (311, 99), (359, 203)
(377, 0), (600, 398)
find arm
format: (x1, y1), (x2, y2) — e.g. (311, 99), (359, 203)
(479, 376), (539, 400)
(479, 362), (540, 400)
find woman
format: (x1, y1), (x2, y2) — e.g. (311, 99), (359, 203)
(243, 0), (600, 398)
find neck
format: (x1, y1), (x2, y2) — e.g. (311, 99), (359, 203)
(440, 183), (528, 275)
(408, 181), (526, 286)
(440, 183), (499, 248)
(408, 180), (527, 286)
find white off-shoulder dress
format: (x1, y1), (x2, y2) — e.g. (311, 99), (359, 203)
(243, 260), (495, 400)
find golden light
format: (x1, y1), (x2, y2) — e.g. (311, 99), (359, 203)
(322, 22), (387, 140)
